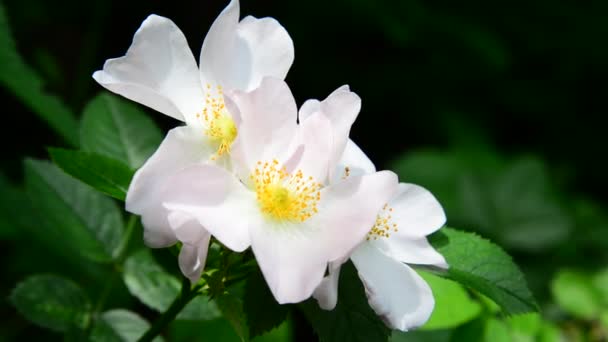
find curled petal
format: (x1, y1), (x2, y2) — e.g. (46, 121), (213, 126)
(93, 15), (204, 124)
(351, 243), (435, 331)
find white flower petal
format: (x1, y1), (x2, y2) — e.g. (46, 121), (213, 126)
(93, 15), (204, 124)
(291, 112), (333, 183)
(126, 126), (212, 248)
(228, 77), (298, 178)
(249, 222), (332, 304)
(351, 243), (435, 331)
(312, 260), (343, 310)
(199, 0), (294, 92)
(248, 171), (396, 304)
(331, 138), (376, 183)
(163, 164), (256, 252)
(315, 171), (398, 262)
(298, 86), (350, 122)
(168, 211), (207, 245)
(178, 232), (211, 283)
(388, 183), (447, 238)
(199, 0), (244, 89)
(236, 16), (294, 90)
(140, 206), (177, 248)
(126, 126), (212, 215)
(371, 236), (448, 269)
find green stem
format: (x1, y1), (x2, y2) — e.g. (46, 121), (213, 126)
(116, 215), (137, 263)
(137, 278), (200, 342)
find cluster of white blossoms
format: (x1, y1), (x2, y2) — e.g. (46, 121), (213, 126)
(94, 0), (448, 331)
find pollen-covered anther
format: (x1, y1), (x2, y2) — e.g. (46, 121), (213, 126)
(250, 159), (322, 222)
(198, 84), (236, 160)
(367, 204), (398, 240)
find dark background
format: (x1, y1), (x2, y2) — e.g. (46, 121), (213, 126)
(2, 0), (607, 340)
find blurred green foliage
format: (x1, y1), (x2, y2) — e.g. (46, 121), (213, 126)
(1, 0), (607, 341)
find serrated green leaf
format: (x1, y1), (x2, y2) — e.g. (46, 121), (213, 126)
(243, 270), (289, 338)
(0, 4), (79, 146)
(123, 249), (220, 320)
(24, 159), (124, 262)
(91, 309), (164, 342)
(429, 228), (537, 314)
(418, 271), (482, 330)
(49, 148), (134, 201)
(10, 274), (91, 332)
(81, 93), (163, 169)
(299, 261), (391, 342)
(551, 269), (600, 320)
(217, 293), (250, 342)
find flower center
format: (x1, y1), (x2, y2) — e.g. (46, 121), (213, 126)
(196, 84), (237, 160)
(367, 204), (399, 240)
(250, 160), (321, 222)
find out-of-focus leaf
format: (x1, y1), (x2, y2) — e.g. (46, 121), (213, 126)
(243, 270), (289, 338)
(507, 313), (541, 342)
(0, 4), (79, 146)
(10, 274), (91, 332)
(538, 321), (563, 342)
(217, 293), (249, 342)
(393, 150), (572, 251)
(24, 159), (124, 262)
(0, 174), (36, 239)
(592, 268), (608, 306)
(418, 271), (482, 330)
(90, 309), (164, 342)
(551, 270), (600, 320)
(80, 93), (163, 169)
(429, 228), (537, 314)
(483, 318), (511, 342)
(49, 148), (134, 201)
(390, 330), (451, 342)
(299, 261), (391, 342)
(123, 249), (220, 320)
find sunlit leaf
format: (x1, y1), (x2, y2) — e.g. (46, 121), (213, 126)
(299, 261), (391, 342)
(80, 93), (163, 169)
(24, 159), (124, 262)
(10, 274), (91, 332)
(49, 148), (134, 201)
(91, 309), (164, 342)
(0, 4), (79, 146)
(551, 269), (601, 320)
(418, 271), (482, 330)
(429, 228), (537, 314)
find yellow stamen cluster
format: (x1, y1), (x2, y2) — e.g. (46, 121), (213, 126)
(196, 84), (237, 160)
(367, 204), (399, 240)
(250, 160), (322, 222)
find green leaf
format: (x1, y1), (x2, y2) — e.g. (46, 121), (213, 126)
(483, 318), (511, 342)
(418, 271), (482, 330)
(0, 4), (79, 146)
(551, 269), (600, 320)
(123, 249), (220, 320)
(592, 268), (608, 306)
(243, 270), (290, 338)
(217, 293), (250, 342)
(429, 227), (537, 314)
(81, 93), (163, 169)
(299, 261), (391, 342)
(10, 274), (91, 332)
(507, 313), (541, 342)
(24, 159), (124, 262)
(91, 309), (164, 342)
(49, 148), (134, 201)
